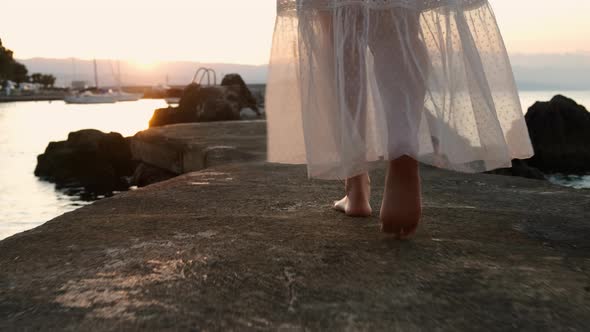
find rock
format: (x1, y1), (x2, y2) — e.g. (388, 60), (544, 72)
(149, 84), (240, 126)
(131, 121), (267, 175)
(221, 73), (260, 114)
(149, 106), (195, 128)
(129, 163), (176, 187)
(487, 159), (546, 180)
(524, 95), (590, 174)
(149, 74), (260, 127)
(240, 108), (259, 120)
(177, 83), (213, 114)
(196, 87), (240, 122)
(34, 129), (137, 194)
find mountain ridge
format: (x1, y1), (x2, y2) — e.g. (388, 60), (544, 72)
(17, 52), (590, 90)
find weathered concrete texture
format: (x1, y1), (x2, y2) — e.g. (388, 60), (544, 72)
(1, 123), (590, 331)
(131, 120), (266, 174)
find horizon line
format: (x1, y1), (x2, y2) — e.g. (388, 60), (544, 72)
(16, 50), (590, 65)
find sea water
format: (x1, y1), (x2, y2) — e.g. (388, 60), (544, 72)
(0, 99), (166, 240)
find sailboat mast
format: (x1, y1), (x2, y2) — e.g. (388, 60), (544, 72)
(93, 59), (99, 88)
(118, 60), (122, 90)
(72, 58), (76, 81)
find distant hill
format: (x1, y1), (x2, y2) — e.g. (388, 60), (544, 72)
(18, 58), (268, 87)
(511, 53), (590, 91)
(18, 52), (590, 90)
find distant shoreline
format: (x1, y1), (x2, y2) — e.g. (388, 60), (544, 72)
(0, 94), (65, 102)
(0, 84), (267, 103)
(0, 86), (584, 104)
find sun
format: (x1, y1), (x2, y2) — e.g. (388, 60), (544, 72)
(130, 58), (159, 70)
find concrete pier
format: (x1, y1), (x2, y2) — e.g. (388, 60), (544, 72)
(131, 120), (266, 174)
(1, 120), (589, 331)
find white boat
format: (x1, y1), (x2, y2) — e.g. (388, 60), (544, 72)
(65, 59), (118, 104)
(113, 90), (143, 102)
(64, 91), (117, 104)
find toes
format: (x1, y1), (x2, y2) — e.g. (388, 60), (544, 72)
(334, 196), (372, 217)
(333, 198), (347, 212)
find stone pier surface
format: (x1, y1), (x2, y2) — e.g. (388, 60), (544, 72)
(131, 120), (266, 174)
(1, 121), (589, 331)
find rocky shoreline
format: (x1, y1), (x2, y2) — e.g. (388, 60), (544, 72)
(33, 91), (589, 198)
(149, 74), (263, 127)
(34, 74), (266, 197)
(34, 130), (138, 197)
(487, 95), (590, 182)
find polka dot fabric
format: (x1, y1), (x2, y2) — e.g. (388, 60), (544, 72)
(266, 0), (534, 179)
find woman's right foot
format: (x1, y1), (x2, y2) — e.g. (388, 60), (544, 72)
(380, 156), (422, 238)
(333, 173), (372, 217)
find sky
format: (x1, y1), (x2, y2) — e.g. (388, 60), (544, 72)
(1, 0), (589, 65)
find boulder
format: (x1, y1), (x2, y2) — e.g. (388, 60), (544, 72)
(149, 106), (195, 128)
(34, 129), (137, 194)
(524, 95), (590, 174)
(487, 159), (546, 180)
(149, 74), (261, 127)
(129, 162), (176, 187)
(196, 87), (240, 122)
(149, 84), (241, 126)
(239, 108), (259, 120)
(221, 73), (260, 113)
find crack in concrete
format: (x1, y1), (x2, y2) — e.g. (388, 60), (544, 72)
(283, 267), (298, 313)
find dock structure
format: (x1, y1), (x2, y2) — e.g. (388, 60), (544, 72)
(1, 120), (589, 331)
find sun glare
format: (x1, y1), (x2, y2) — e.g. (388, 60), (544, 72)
(130, 59), (159, 71)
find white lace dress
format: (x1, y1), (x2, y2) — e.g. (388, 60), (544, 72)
(266, 0), (534, 179)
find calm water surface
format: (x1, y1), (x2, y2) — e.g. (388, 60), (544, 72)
(0, 91), (588, 240)
(0, 99), (166, 240)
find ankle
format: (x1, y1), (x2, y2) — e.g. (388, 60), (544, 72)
(390, 155), (418, 169)
(388, 156), (419, 178)
(345, 173), (370, 193)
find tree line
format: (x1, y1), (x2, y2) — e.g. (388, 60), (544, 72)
(0, 38), (56, 89)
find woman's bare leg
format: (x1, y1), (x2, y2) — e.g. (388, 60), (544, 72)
(380, 156), (421, 237)
(333, 172), (372, 217)
(317, 9), (372, 216)
(367, 9), (427, 236)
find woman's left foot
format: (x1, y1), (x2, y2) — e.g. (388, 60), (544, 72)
(380, 156), (422, 238)
(333, 173), (372, 217)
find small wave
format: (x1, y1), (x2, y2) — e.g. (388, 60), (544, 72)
(548, 174), (590, 189)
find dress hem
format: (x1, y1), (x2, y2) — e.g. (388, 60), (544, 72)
(267, 151), (535, 180)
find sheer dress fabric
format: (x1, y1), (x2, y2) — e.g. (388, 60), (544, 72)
(266, 0), (534, 179)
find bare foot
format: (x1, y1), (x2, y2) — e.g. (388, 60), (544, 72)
(380, 156), (422, 238)
(333, 173), (372, 217)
